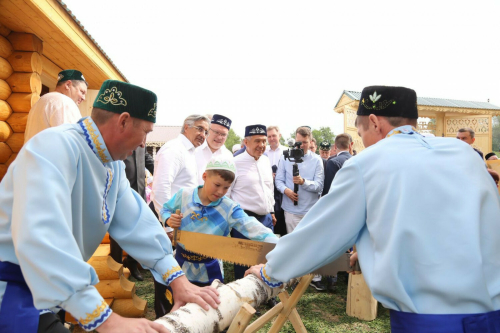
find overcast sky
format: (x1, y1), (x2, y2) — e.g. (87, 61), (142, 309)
(65, 0), (500, 140)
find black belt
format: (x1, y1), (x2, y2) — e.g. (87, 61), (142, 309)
(244, 210), (267, 220)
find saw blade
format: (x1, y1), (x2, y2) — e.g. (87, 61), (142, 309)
(176, 230), (360, 276)
(176, 230), (277, 267)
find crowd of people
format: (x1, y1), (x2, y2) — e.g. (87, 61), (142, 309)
(0, 70), (499, 333)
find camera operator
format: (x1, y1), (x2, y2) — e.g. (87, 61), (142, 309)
(276, 126), (324, 232)
(276, 126), (325, 289)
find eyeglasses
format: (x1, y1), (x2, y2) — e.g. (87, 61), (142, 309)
(191, 125), (208, 136)
(210, 128), (228, 138)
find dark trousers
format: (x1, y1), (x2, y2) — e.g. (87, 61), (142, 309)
(154, 280), (210, 318)
(37, 313), (69, 333)
(230, 211), (273, 280)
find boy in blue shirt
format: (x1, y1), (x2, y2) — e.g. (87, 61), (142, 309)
(161, 156), (278, 287)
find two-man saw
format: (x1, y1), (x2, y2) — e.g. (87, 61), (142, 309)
(175, 230), (359, 277)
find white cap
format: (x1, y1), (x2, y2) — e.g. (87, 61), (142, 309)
(205, 156), (236, 174)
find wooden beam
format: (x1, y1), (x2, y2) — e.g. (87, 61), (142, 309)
(0, 79), (12, 100)
(7, 32), (43, 53)
(6, 132), (24, 152)
(0, 35), (13, 59)
(6, 112), (28, 133)
(6, 92), (39, 113)
(0, 57), (14, 80)
(6, 72), (41, 94)
(0, 100), (13, 121)
(0, 22), (11, 37)
(227, 303), (255, 333)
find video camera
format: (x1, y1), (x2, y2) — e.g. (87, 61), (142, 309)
(283, 139), (304, 163)
(283, 139), (304, 206)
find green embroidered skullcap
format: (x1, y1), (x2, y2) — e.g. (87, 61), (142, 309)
(205, 156), (236, 175)
(57, 69), (86, 83)
(93, 80), (158, 123)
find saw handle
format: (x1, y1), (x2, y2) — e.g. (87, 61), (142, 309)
(172, 209), (180, 247)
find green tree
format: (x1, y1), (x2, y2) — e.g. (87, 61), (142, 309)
(279, 136), (285, 145)
(224, 128), (242, 151)
(492, 116), (500, 152)
(312, 127), (336, 148)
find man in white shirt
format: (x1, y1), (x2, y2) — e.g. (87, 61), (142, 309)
(195, 114), (234, 185)
(151, 114), (210, 317)
(265, 125), (287, 236)
(151, 114), (209, 215)
(230, 124), (275, 280)
(24, 69), (87, 143)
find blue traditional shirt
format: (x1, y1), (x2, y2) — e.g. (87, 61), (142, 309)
(161, 186), (278, 283)
(275, 151), (324, 215)
(261, 125), (500, 315)
(0, 117), (183, 331)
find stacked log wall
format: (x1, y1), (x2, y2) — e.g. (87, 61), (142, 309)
(0, 31), (42, 180)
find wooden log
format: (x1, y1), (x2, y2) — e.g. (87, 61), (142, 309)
(0, 79), (12, 100)
(6, 133), (24, 153)
(101, 232), (110, 244)
(93, 244), (110, 257)
(0, 121), (13, 142)
(5, 152), (17, 167)
(41, 55), (62, 81)
(0, 100), (13, 121)
(7, 32), (43, 54)
(346, 273), (377, 321)
(6, 92), (39, 113)
(7, 112), (28, 133)
(0, 24), (11, 38)
(0, 36), (13, 59)
(88, 256), (123, 280)
(0, 142), (13, 164)
(7, 51), (42, 74)
(227, 303), (255, 333)
(94, 275), (136, 299)
(156, 275), (295, 332)
(0, 57), (14, 80)
(6, 72), (41, 94)
(0, 164), (7, 180)
(111, 294), (147, 318)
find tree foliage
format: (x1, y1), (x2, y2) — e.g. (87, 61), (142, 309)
(312, 127), (336, 147)
(224, 129), (242, 151)
(492, 116), (500, 152)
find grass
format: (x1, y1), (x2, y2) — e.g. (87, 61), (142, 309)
(133, 263), (392, 332)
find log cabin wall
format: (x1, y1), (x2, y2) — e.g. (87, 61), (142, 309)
(0, 29), (42, 180)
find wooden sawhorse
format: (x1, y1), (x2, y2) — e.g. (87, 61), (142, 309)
(227, 274), (313, 333)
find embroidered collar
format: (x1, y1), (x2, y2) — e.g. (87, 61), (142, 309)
(78, 117), (113, 164)
(193, 185), (222, 207)
(386, 125), (421, 138)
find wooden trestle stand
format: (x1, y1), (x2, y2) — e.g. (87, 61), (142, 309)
(227, 275), (313, 333)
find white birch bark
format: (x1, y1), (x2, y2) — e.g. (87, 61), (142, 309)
(155, 275), (291, 333)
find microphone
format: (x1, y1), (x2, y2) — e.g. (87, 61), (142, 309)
(287, 138), (295, 147)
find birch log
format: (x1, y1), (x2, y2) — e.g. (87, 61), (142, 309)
(155, 275), (292, 333)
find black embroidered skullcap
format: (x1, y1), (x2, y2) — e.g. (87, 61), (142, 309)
(485, 152), (497, 160)
(245, 124), (267, 137)
(211, 114), (232, 130)
(357, 86), (418, 119)
(319, 141), (331, 151)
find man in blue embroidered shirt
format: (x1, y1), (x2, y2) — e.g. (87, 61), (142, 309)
(0, 80), (219, 333)
(161, 156), (277, 288)
(275, 125), (325, 290)
(247, 85), (500, 332)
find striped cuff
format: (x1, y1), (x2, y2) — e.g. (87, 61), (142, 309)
(78, 300), (112, 331)
(163, 265), (185, 285)
(260, 265), (283, 288)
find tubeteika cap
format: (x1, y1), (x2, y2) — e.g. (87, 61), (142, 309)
(58, 69), (86, 83)
(205, 156), (236, 174)
(211, 114), (232, 130)
(245, 124), (267, 137)
(319, 141), (331, 151)
(93, 80), (158, 123)
(357, 86), (418, 119)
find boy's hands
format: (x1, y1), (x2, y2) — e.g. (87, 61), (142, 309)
(167, 213), (183, 228)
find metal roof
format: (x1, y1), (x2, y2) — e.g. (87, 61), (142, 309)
(57, 0), (128, 82)
(338, 90), (500, 111)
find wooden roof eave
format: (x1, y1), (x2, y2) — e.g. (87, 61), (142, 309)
(0, 0), (127, 89)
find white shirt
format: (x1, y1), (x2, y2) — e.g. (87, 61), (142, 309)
(229, 150), (275, 215)
(151, 134), (198, 215)
(24, 92), (82, 143)
(265, 144), (283, 168)
(194, 141), (234, 185)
